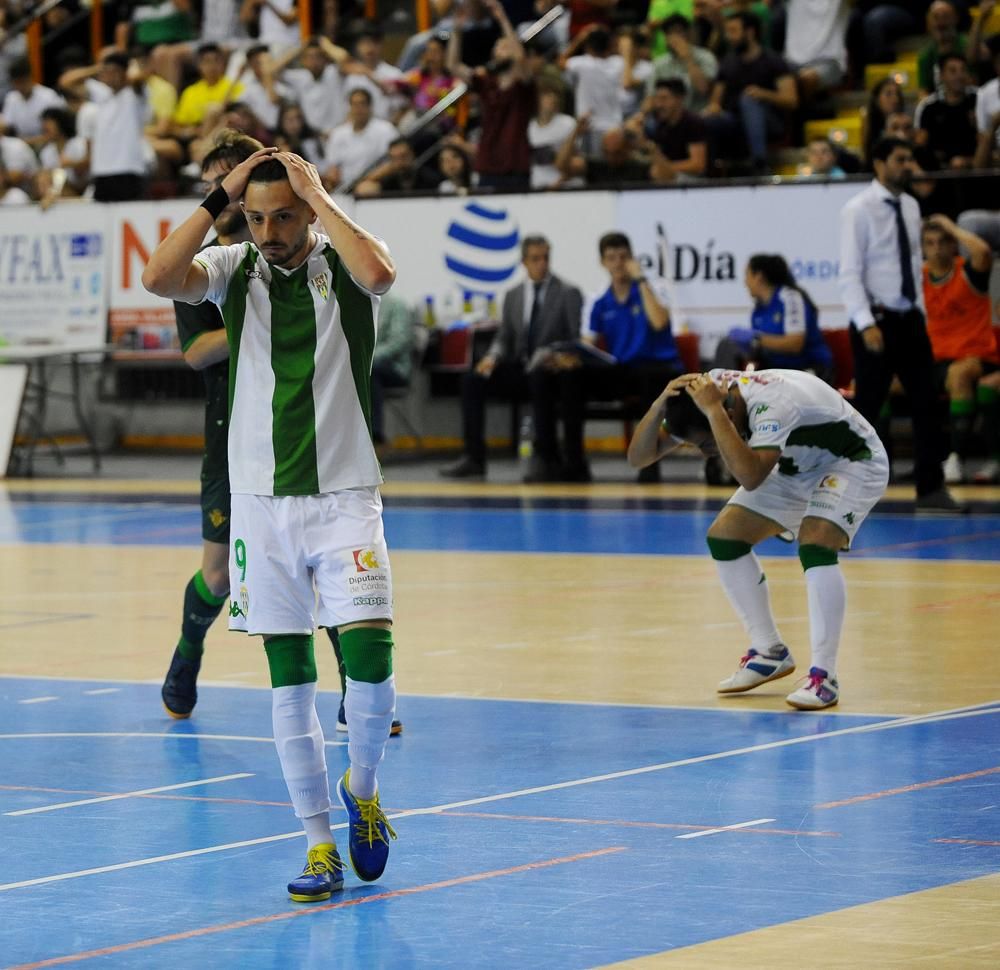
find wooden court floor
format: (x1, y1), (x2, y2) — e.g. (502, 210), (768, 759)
(1, 475), (998, 967)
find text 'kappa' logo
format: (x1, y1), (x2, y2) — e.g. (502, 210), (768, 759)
(353, 549), (381, 573)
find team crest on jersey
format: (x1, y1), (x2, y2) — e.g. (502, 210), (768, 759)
(311, 272), (330, 301)
(820, 475), (840, 489)
(353, 549), (381, 572)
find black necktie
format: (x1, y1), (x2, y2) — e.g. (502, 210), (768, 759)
(526, 282), (543, 354)
(886, 197), (917, 304)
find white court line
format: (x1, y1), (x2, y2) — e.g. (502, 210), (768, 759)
(5, 772), (255, 816)
(18, 696), (58, 705)
(82, 688), (121, 695)
(0, 701), (996, 893)
(0, 731), (346, 747)
(676, 818), (775, 840)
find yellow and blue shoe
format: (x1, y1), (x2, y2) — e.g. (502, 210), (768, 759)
(287, 843), (345, 902)
(337, 769), (397, 882)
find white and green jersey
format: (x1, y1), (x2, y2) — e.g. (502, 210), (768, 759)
(709, 368), (884, 477)
(193, 232), (384, 496)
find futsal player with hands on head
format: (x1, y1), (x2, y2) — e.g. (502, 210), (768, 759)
(143, 147), (400, 903)
(628, 368), (890, 711)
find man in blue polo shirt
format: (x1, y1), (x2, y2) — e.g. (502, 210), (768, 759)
(584, 230), (684, 481)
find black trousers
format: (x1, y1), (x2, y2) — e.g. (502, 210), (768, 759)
(849, 309), (945, 496)
(92, 174), (145, 202)
(584, 360), (684, 416)
(460, 359), (586, 466)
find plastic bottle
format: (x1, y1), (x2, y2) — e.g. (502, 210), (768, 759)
(461, 289), (474, 323)
(423, 295), (436, 328)
(487, 294), (498, 319)
(518, 414), (534, 463)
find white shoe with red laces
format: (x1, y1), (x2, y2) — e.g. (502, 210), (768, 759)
(717, 646), (796, 694)
(786, 667), (839, 710)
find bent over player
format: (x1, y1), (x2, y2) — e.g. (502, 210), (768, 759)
(143, 147), (398, 901)
(628, 369), (890, 710)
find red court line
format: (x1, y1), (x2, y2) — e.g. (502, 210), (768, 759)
(934, 839), (1000, 847)
(913, 591), (1000, 613)
(815, 766), (1000, 809)
(8, 847), (626, 970)
(440, 810), (839, 838)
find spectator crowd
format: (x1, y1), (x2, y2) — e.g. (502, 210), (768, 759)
(2, 0), (1000, 204)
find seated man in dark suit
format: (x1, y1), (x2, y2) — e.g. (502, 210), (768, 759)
(440, 234), (589, 482)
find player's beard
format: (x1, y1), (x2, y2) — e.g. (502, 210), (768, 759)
(260, 226), (311, 268)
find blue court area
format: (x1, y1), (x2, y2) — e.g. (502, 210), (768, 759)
(2, 494), (1000, 560)
(1, 678), (999, 968)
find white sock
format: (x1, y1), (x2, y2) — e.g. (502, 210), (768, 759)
(805, 564), (846, 678)
(272, 682), (332, 820)
(345, 674), (396, 800)
(715, 552), (784, 654)
(302, 812), (333, 850)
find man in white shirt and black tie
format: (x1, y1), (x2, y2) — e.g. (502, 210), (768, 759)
(839, 136), (963, 513)
(440, 235), (588, 482)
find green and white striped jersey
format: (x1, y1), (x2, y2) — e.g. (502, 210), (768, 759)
(193, 232), (384, 496)
(708, 369), (883, 477)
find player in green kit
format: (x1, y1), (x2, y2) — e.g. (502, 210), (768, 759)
(159, 132), (403, 737)
(144, 147), (399, 900)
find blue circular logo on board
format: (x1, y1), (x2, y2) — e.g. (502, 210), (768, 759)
(444, 203), (520, 293)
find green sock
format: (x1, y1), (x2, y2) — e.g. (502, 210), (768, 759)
(177, 570), (227, 661)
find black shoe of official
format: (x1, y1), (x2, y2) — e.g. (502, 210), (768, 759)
(439, 456), (486, 479)
(522, 457), (563, 483)
(914, 487), (968, 515)
(637, 462), (661, 484)
(560, 461), (592, 483)
(162, 648), (201, 719)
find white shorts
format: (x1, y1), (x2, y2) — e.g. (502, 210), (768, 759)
(727, 453), (889, 549)
(228, 487), (393, 635)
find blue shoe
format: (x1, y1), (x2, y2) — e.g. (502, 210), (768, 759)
(337, 769), (397, 882)
(287, 843), (345, 902)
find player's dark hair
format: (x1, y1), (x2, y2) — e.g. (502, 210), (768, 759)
(202, 130), (265, 174)
(246, 158), (290, 184)
(197, 43), (224, 58)
(871, 136), (911, 162)
(664, 391), (710, 440)
(599, 231), (632, 257)
(349, 87), (373, 106)
(747, 253), (817, 319)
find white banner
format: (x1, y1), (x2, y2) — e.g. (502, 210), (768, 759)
(615, 181), (863, 344)
(355, 192), (617, 324)
(0, 205), (109, 346)
(108, 199), (200, 356)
